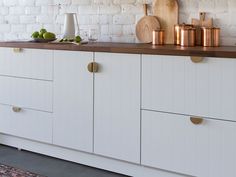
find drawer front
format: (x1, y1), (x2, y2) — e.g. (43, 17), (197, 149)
(0, 48), (53, 80)
(0, 76), (53, 112)
(0, 104), (52, 143)
(142, 55), (236, 121)
(142, 110), (236, 177)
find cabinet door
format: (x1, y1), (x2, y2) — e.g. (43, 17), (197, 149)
(0, 48), (53, 80)
(142, 55), (236, 122)
(0, 104), (52, 144)
(53, 51), (93, 153)
(94, 53), (140, 163)
(0, 76), (52, 112)
(142, 110), (236, 177)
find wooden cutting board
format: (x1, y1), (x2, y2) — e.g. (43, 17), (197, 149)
(192, 12), (213, 27)
(192, 12), (213, 45)
(136, 4), (161, 43)
(153, 0), (179, 44)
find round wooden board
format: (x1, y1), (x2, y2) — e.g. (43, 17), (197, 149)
(136, 16), (161, 43)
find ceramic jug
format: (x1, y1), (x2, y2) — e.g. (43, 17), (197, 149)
(62, 13), (79, 38)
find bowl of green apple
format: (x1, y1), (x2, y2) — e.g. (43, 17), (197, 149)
(31, 28), (56, 42)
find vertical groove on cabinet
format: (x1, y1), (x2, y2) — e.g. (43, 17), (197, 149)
(140, 54), (143, 165)
(52, 50), (55, 143)
(92, 52), (95, 153)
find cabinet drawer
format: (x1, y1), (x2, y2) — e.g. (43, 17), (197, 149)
(0, 48), (53, 80)
(0, 76), (53, 112)
(142, 110), (236, 177)
(0, 104), (52, 143)
(142, 55), (236, 121)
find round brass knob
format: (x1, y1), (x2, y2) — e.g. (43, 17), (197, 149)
(13, 48), (22, 53)
(12, 106), (22, 113)
(191, 56), (204, 63)
(87, 62), (99, 73)
(190, 116), (203, 125)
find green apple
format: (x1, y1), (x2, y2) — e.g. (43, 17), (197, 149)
(31, 31), (39, 39)
(43, 32), (56, 39)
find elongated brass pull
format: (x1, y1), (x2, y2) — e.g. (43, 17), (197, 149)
(87, 62), (99, 73)
(191, 56), (204, 63)
(13, 48), (22, 53)
(190, 116), (203, 125)
(12, 106), (22, 113)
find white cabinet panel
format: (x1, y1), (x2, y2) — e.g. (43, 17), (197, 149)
(0, 48), (53, 80)
(0, 76), (52, 112)
(94, 52), (140, 163)
(53, 51), (93, 153)
(142, 55), (236, 121)
(142, 110), (236, 177)
(0, 104), (52, 143)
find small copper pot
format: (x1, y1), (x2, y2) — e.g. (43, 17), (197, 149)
(152, 30), (165, 45)
(180, 27), (196, 47)
(174, 24), (193, 45)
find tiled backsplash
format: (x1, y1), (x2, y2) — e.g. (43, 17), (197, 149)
(0, 0), (235, 45)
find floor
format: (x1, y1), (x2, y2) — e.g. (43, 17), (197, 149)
(0, 145), (129, 177)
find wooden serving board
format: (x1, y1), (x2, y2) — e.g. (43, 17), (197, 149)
(153, 0), (179, 44)
(136, 4), (160, 43)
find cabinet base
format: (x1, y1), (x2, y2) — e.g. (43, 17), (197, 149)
(0, 134), (186, 177)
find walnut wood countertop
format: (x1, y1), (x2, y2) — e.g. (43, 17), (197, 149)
(0, 41), (236, 58)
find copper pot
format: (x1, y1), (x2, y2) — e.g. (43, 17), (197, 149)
(174, 24), (193, 45)
(202, 27), (213, 47)
(213, 28), (220, 47)
(152, 30), (165, 45)
(202, 27), (221, 47)
(180, 27), (196, 47)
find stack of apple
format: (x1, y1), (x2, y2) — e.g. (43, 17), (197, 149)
(31, 28), (56, 40)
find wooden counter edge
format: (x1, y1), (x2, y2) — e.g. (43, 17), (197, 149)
(0, 42), (236, 58)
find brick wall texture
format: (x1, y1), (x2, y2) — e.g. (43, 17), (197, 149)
(0, 0), (235, 45)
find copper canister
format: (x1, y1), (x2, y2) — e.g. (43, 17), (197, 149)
(195, 26), (203, 46)
(152, 30), (165, 45)
(174, 24), (193, 45)
(213, 28), (220, 47)
(180, 27), (196, 47)
(202, 27), (213, 47)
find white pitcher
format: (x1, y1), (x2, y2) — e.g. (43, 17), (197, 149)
(62, 13), (79, 38)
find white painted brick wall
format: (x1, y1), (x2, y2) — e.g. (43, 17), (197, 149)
(0, 0), (235, 45)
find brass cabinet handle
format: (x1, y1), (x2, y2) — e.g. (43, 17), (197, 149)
(12, 106), (22, 113)
(13, 48), (22, 53)
(191, 56), (204, 63)
(190, 116), (204, 125)
(87, 62), (99, 73)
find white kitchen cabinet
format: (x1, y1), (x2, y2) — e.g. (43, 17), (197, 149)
(94, 52), (141, 163)
(0, 76), (53, 112)
(0, 104), (52, 143)
(0, 48), (53, 80)
(53, 51), (93, 153)
(142, 55), (236, 121)
(142, 110), (236, 177)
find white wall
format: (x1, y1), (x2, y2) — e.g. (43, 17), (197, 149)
(0, 0), (235, 45)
